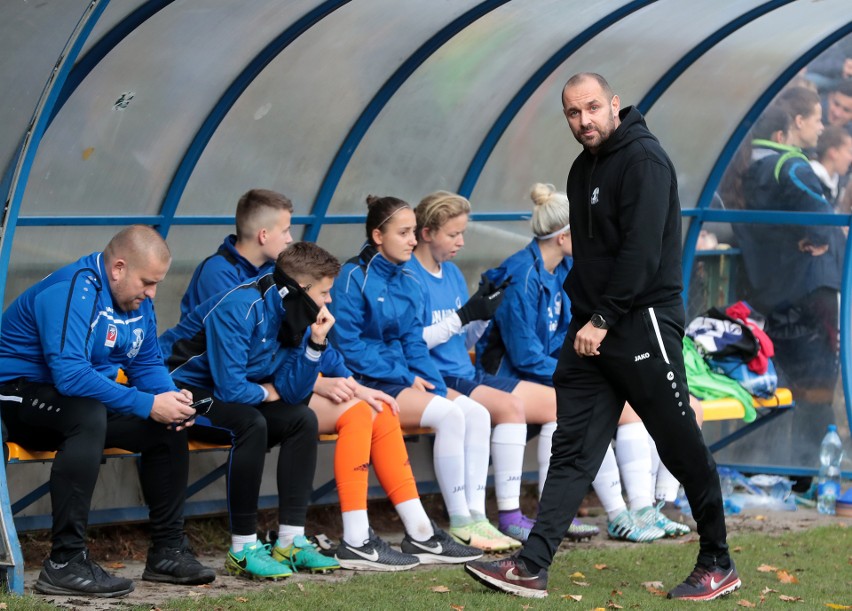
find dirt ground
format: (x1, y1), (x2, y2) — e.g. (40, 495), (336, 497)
(17, 490), (852, 610)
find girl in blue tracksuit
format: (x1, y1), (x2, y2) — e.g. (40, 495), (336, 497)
(408, 190), (560, 545)
(330, 196), (501, 549)
(160, 272), (322, 580)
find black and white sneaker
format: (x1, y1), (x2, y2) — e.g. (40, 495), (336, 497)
(35, 550), (135, 598)
(400, 524), (483, 564)
(142, 537), (216, 584)
(335, 529), (419, 572)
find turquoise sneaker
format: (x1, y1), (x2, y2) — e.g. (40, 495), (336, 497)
(636, 502), (691, 537)
(607, 509), (666, 542)
(225, 541), (292, 580)
(272, 535), (340, 573)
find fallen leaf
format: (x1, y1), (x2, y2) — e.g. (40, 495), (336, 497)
(107, 562), (125, 569)
(641, 581), (665, 589)
(0, 604), (7, 610)
(235, 597), (248, 603)
(825, 605), (852, 610)
(570, 571), (586, 579)
(607, 603), (623, 609)
(755, 514), (766, 521)
(572, 580), (590, 586)
(737, 600), (757, 608)
(643, 583), (667, 597)
(431, 585), (450, 593)
(777, 570), (799, 584)
(733, 546), (743, 552)
(757, 564), (778, 572)
(594, 563), (608, 570)
(297, 583), (305, 592)
(450, 605), (464, 611)
(762, 587), (779, 594)
(561, 594), (582, 601)
(610, 589), (622, 596)
(188, 591), (203, 597)
(778, 594), (802, 602)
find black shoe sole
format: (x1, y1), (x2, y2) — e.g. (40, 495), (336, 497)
(35, 579), (135, 598)
(141, 568), (216, 585)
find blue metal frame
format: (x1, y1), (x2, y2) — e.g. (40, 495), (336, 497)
(0, 0), (111, 594)
(457, 0), (655, 198)
(304, 0), (510, 242)
(157, 0), (351, 238)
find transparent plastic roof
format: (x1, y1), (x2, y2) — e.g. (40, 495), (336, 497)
(2, 1), (852, 474)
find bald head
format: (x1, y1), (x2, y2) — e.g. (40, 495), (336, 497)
(104, 225), (171, 268)
(563, 72), (614, 102)
(104, 225), (171, 311)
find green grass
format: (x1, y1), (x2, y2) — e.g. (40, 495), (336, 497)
(3, 525), (850, 610)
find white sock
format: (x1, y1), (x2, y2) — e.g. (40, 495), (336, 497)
(615, 421), (655, 510)
(537, 421), (557, 498)
(395, 498), (434, 541)
(490, 423), (527, 511)
(420, 396), (470, 518)
(649, 435), (681, 502)
(342, 510), (371, 548)
(231, 533), (257, 553)
(592, 444), (627, 521)
(277, 524), (304, 548)
(453, 395), (492, 516)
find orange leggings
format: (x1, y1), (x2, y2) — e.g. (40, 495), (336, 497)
(334, 402), (419, 512)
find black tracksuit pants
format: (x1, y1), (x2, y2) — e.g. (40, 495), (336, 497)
(0, 380), (189, 563)
(180, 384), (318, 536)
(521, 304), (730, 570)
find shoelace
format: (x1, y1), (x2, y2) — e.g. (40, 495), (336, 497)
(684, 565), (710, 587)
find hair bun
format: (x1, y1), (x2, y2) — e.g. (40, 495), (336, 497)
(366, 194), (381, 207)
(530, 183), (557, 207)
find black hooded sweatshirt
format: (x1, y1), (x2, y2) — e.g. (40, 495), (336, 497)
(565, 105), (683, 329)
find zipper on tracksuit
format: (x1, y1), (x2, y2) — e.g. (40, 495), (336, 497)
(587, 157), (597, 238)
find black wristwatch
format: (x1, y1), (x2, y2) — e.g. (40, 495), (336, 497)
(307, 337), (329, 352)
(590, 313), (610, 330)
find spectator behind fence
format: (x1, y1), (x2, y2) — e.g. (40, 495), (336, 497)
(329, 195), (494, 560)
(821, 78), (852, 137)
(274, 242), (482, 568)
(465, 72), (737, 601)
(0, 226), (215, 598)
(811, 125), (852, 206)
(179, 188), (293, 319)
(408, 190), (559, 548)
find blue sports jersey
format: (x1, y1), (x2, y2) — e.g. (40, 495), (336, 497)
(406, 256), (475, 379)
(179, 235), (274, 320)
(0, 252), (175, 418)
(160, 274), (327, 405)
(476, 240), (572, 386)
(330, 244), (447, 396)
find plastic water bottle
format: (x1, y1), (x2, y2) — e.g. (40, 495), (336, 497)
(817, 424), (844, 515)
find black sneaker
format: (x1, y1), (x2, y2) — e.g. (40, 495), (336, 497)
(465, 554), (548, 599)
(142, 537), (216, 585)
(400, 524), (483, 564)
(334, 528), (419, 572)
(35, 550), (135, 598)
(667, 559), (741, 601)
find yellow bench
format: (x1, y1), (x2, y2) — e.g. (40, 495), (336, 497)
(702, 387), (793, 422)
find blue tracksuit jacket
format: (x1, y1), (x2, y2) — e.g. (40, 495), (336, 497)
(0, 252), (175, 418)
(160, 274), (332, 405)
(179, 235), (273, 320)
(330, 244), (447, 396)
(476, 240), (572, 386)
